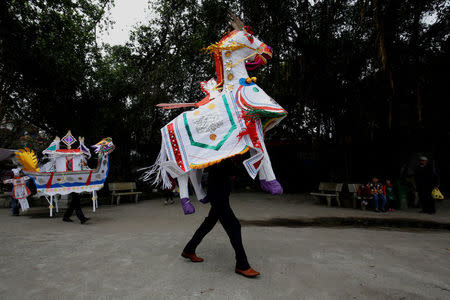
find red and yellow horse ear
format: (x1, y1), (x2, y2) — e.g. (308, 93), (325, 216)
(244, 26), (254, 35)
(245, 33), (254, 43)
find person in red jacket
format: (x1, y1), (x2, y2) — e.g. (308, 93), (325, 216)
(357, 184), (372, 210)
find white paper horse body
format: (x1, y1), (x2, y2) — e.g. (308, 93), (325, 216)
(143, 22), (287, 214)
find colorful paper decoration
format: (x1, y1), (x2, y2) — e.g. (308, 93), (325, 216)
(142, 14), (287, 215)
(62, 130), (76, 149)
(16, 131), (115, 217)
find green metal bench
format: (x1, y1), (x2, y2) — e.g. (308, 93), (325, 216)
(109, 182), (142, 205)
(310, 182), (343, 207)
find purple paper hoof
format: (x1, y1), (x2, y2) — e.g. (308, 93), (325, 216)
(181, 198), (195, 215)
(260, 179), (268, 192)
(199, 196), (209, 204)
(266, 180), (283, 195)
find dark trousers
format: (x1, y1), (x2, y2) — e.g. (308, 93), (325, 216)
(165, 190), (173, 201)
(418, 189), (436, 213)
(373, 193), (386, 210)
(63, 193), (86, 220)
(11, 197), (19, 215)
(183, 162), (250, 270)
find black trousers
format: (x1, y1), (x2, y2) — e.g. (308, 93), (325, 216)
(418, 189), (436, 213)
(63, 193), (86, 220)
(183, 161), (250, 270)
(165, 189), (173, 201)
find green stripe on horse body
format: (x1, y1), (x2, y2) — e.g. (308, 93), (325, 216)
(183, 95), (237, 150)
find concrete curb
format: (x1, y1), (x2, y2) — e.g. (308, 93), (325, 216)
(240, 217), (450, 231)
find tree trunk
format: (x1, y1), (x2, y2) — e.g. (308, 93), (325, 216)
(373, 0), (395, 129)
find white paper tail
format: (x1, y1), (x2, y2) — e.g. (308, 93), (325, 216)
(139, 139), (171, 189)
(18, 198), (30, 211)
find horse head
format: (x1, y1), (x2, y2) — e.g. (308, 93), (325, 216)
(205, 12), (287, 132)
(92, 137), (115, 155)
(206, 20), (272, 89)
(227, 11), (272, 70)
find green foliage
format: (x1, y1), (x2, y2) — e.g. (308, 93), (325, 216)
(1, 0), (449, 182)
(1, 0), (113, 131)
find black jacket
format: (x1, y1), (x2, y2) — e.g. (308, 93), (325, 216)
(414, 164), (439, 192)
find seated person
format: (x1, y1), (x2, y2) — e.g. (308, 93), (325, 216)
(357, 184), (372, 210)
(368, 177), (386, 212)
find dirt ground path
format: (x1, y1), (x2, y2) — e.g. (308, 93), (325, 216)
(1, 193), (449, 299)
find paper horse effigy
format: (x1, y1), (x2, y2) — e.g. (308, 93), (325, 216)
(15, 131), (115, 216)
(2, 168), (31, 212)
(142, 13), (287, 215)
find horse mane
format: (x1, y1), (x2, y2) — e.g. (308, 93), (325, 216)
(205, 30), (239, 89)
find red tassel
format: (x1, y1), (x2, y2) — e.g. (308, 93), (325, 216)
(238, 111), (262, 150)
